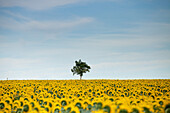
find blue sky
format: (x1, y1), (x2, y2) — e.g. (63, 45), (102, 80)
(0, 0), (170, 80)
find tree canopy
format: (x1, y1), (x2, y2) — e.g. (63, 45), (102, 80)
(71, 59), (91, 80)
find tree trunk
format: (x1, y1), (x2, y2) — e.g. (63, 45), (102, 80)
(80, 74), (82, 80)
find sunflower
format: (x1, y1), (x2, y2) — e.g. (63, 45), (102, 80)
(0, 101), (7, 111)
(70, 106), (80, 113)
(22, 104), (31, 113)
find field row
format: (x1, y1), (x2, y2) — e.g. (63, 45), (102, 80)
(0, 79), (170, 113)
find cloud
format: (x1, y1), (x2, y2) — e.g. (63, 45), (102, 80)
(71, 34), (170, 50)
(0, 57), (76, 80)
(125, 22), (170, 37)
(93, 60), (170, 70)
(0, 0), (121, 10)
(0, 15), (94, 31)
(0, 58), (42, 71)
(91, 59), (170, 79)
(2, 10), (31, 21)
(0, 38), (170, 80)
(0, 0), (80, 10)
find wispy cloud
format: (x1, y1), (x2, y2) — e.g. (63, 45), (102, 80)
(2, 10), (31, 21)
(70, 34), (170, 50)
(0, 0), (80, 10)
(0, 14), (94, 31)
(0, 0), (121, 10)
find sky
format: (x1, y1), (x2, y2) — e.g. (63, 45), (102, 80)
(0, 0), (170, 80)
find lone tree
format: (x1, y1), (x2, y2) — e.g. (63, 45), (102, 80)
(71, 59), (91, 80)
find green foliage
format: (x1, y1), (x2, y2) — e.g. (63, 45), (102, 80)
(131, 108), (139, 113)
(23, 105), (29, 112)
(103, 105), (111, 113)
(119, 109), (128, 113)
(16, 108), (22, 113)
(165, 108), (170, 113)
(0, 103), (5, 109)
(61, 100), (67, 106)
(165, 104), (170, 113)
(143, 107), (151, 113)
(71, 59), (91, 80)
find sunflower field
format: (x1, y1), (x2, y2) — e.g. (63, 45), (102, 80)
(0, 79), (170, 113)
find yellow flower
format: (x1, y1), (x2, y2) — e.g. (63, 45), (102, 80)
(0, 79), (169, 113)
(0, 101), (6, 111)
(70, 106), (80, 113)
